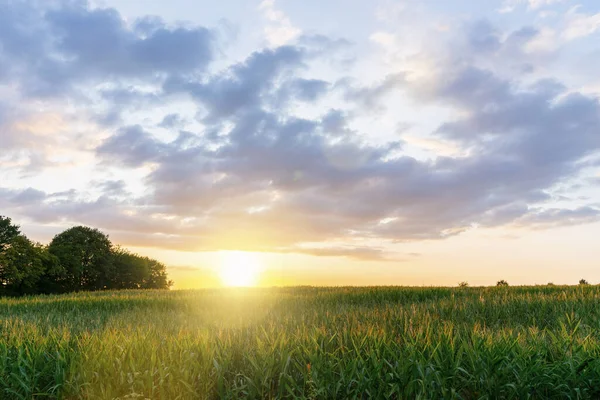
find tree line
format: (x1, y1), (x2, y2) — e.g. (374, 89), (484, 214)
(0, 215), (172, 296)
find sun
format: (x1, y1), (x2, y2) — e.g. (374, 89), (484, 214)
(219, 251), (263, 287)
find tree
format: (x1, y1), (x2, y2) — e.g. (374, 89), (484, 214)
(111, 247), (149, 289)
(496, 280), (509, 287)
(48, 226), (113, 291)
(0, 216), (20, 253)
(0, 215), (173, 296)
(35, 246), (65, 294)
(458, 281), (469, 288)
(579, 279), (589, 285)
(142, 257), (173, 289)
(0, 236), (56, 295)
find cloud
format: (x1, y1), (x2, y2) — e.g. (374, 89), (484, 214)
(158, 114), (186, 129)
(275, 245), (401, 261)
(563, 6), (600, 40)
(0, 1), (214, 98)
(94, 42), (600, 253)
(515, 206), (600, 228)
(2, 1), (600, 262)
(97, 125), (168, 168)
(499, 0), (569, 13)
(259, 0), (301, 47)
(164, 45), (306, 122)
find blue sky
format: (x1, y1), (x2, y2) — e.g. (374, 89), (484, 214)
(1, 0), (600, 286)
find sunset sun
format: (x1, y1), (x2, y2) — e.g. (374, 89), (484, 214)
(219, 251), (263, 287)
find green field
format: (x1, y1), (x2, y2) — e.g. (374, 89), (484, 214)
(2, 286), (600, 399)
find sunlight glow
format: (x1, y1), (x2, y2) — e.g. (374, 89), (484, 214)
(219, 251), (263, 287)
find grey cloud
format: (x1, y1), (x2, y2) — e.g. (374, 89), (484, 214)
(164, 45), (305, 121)
(96, 46), (600, 248)
(95, 180), (129, 197)
(343, 73), (405, 111)
(465, 20), (502, 53)
(516, 207), (600, 228)
(0, 1), (214, 98)
(96, 125), (168, 167)
(271, 78), (331, 108)
(276, 246), (396, 261)
(286, 78), (330, 101)
(10, 188), (46, 205)
(4, 7), (600, 260)
(46, 4), (213, 77)
(159, 113), (186, 129)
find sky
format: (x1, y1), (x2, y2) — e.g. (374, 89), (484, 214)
(1, 0), (600, 288)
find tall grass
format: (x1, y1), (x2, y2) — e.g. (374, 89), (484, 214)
(1, 286), (600, 398)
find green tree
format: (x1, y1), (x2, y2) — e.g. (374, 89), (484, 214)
(496, 280), (509, 287)
(143, 257), (173, 289)
(0, 216), (20, 252)
(111, 247), (149, 289)
(48, 226), (114, 291)
(0, 236), (53, 295)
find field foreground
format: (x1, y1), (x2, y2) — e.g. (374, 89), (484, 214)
(2, 286), (600, 399)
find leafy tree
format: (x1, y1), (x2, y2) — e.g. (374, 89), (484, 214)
(0, 236), (54, 295)
(579, 279), (589, 285)
(35, 246), (65, 294)
(0, 216), (173, 296)
(111, 247), (149, 289)
(48, 226), (113, 291)
(496, 280), (509, 287)
(142, 257), (173, 289)
(0, 216), (20, 252)
(110, 248), (172, 290)
(458, 281), (469, 288)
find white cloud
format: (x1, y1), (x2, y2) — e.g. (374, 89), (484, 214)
(259, 0), (301, 47)
(499, 0), (569, 13)
(563, 6), (600, 40)
(523, 27), (558, 53)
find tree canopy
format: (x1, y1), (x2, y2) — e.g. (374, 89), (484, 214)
(0, 216), (20, 252)
(0, 216), (172, 296)
(49, 226), (114, 291)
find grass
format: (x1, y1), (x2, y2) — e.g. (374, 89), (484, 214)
(1, 286), (600, 399)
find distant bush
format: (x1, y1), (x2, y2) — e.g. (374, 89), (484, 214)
(579, 279), (589, 285)
(496, 280), (509, 287)
(0, 215), (172, 296)
(458, 281), (469, 288)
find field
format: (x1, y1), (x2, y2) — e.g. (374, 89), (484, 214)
(2, 286), (600, 399)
